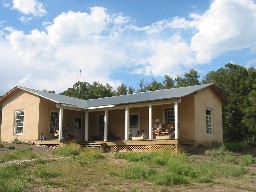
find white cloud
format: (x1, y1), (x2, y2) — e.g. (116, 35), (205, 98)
(191, 0), (256, 63)
(1, 0), (256, 95)
(19, 16), (33, 24)
(12, 0), (46, 17)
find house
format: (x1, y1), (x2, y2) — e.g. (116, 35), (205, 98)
(0, 84), (225, 149)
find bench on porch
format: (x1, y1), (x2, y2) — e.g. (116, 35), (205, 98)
(131, 135), (144, 140)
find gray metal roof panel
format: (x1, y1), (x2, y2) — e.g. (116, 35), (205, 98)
(86, 83), (213, 107)
(19, 87), (88, 109)
(15, 84), (214, 109)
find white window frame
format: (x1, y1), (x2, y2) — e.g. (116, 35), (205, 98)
(14, 110), (24, 135)
(130, 113), (140, 129)
(49, 111), (59, 135)
(163, 108), (175, 124)
(206, 108), (213, 135)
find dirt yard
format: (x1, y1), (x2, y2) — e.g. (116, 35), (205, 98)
(0, 142), (256, 192)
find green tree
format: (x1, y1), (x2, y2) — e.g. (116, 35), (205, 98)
(163, 75), (175, 89)
(175, 69), (200, 87)
(202, 63), (255, 142)
(61, 81), (114, 99)
(137, 79), (147, 93)
(147, 79), (163, 91)
(116, 83), (128, 96)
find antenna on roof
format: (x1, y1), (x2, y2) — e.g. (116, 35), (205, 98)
(77, 69), (84, 82)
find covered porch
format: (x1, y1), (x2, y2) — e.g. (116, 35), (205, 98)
(55, 98), (180, 143)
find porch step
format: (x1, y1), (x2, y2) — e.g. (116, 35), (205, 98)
(81, 143), (103, 149)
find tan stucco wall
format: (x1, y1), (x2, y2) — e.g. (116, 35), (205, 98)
(194, 88), (223, 145)
(39, 99), (85, 141)
(1, 90), (40, 142)
(38, 98), (58, 140)
(179, 94), (196, 143)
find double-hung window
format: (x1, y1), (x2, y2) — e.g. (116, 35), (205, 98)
(74, 117), (82, 130)
(14, 110), (24, 134)
(206, 109), (213, 134)
(164, 108), (175, 124)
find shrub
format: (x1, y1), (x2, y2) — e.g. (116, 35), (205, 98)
(150, 172), (188, 186)
(53, 143), (81, 157)
(0, 149), (37, 163)
(223, 142), (248, 152)
(240, 154), (255, 166)
(12, 138), (22, 144)
(7, 145), (15, 150)
(37, 168), (61, 178)
(121, 165), (155, 179)
(0, 143), (5, 149)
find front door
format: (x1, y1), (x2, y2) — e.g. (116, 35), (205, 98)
(130, 114), (140, 137)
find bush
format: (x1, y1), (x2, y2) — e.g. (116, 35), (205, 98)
(121, 165), (155, 180)
(0, 143), (5, 149)
(12, 138), (22, 144)
(53, 143), (81, 157)
(240, 154), (255, 166)
(150, 172), (188, 186)
(37, 168), (61, 178)
(223, 142), (248, 152)
(0, 149), (37, 163)
(7, 145), (15, 150)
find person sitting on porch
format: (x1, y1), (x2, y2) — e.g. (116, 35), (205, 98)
(154, 119), (162, 136)
(141, 130), (147, 139)
(135, 130), (141, 137)
(54, 129), (59, 137)
(170, 121), (175, 138)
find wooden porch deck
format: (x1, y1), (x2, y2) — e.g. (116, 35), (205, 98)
(34, 139), (179, 152)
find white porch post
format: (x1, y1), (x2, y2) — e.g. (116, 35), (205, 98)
(125, 106), (129, 140)
(103, 109), (108, 141)
(58, 106), (63, 140)
(148, 104), (152, 140)
(84, 110), (89, 142)
(174, 100), (179, 139)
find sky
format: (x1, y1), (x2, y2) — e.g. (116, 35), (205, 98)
(0, 0), (256, 95)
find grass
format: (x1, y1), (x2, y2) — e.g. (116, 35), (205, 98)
(115, 147), (255, 186)
(0, 143), (255, 191)
(0, 148), (38, 163)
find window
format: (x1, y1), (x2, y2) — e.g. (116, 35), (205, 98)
(14, 110), (24, 134)
(98, 115), (104, 136)
(130, 114), (139, 128)
(164, 108), (175, 124)
(74, 117), (82, 130)
(206, 109), (213, 134)
(50, 112), (59, 134)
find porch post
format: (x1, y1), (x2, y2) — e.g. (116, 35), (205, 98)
(84, 110), (89, 142)
(58, 106), (63, 140)
(148, 104), (152, 139)
(125, 106), (129, 140)
(104, 109), (108, 141)
(174, 100), (179, 139)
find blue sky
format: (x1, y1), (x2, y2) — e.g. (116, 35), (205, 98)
(0, 0), (256, 95)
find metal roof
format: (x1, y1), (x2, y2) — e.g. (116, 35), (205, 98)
(0, 83), (220, 109)
(86, 83), (215, 107)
